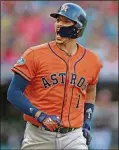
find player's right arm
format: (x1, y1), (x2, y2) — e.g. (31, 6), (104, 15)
(7, 73), (40, 117)
(7, 48), (61, 131)
(7, 73), (60, 131)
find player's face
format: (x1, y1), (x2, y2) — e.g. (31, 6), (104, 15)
(55, 15), (75, 44)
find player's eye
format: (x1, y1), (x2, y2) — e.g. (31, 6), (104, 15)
(65, 20), (70, 23)
(57, 18), (60, 22)
(64, 20), (71, 24)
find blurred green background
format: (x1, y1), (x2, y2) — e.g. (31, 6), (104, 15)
(1, 1), (118, 149)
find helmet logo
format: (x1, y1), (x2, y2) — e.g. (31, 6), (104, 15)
(61, 4), (69, 12)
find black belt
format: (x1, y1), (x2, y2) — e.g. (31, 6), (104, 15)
(32, 124), (77, 133)
(54, 126), (77, 133)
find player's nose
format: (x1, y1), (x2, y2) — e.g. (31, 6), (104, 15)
(56, 24), (64, 32)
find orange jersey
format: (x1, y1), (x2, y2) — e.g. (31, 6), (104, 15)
(12, 41), (102, 128)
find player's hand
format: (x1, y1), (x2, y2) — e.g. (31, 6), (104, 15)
(82, 123), (92, 145)
(37, 112), (61, 132)
(82, 128), (92, 145)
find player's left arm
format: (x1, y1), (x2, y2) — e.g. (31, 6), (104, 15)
(83, 54), (103, 145)
(82, 84), (96, 145)
(83, 60), (102, 145)
(84, 58), (102, 129)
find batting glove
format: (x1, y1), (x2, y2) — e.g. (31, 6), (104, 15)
(37, 112), (61, 131)
(82, 123), (92, 145)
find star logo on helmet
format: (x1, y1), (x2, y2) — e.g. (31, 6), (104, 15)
(61, 4), (69, 12)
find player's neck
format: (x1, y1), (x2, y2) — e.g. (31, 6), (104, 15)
(57, 40), (78, 56)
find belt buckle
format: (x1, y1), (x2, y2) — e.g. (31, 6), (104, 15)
(58, 127), (69, 133)
(57, 126), (75, 133)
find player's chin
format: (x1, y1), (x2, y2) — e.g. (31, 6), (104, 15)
(55, 36), (67, 44)
(55, 38), (64, 44)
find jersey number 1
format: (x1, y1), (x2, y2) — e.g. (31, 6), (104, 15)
(76, 94), (80, 108)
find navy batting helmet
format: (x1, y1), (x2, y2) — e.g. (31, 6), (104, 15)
(50, 3), (87, 38)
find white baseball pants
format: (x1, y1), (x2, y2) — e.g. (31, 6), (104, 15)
(21, 122), (88, 149)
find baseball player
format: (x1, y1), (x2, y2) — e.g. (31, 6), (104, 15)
(7, 3), (102, 149)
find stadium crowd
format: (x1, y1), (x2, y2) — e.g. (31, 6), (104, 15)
(1, 1), (118, 149)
